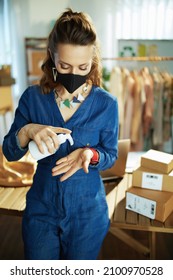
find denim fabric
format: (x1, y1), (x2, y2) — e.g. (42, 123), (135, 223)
(3, 85), (119, 260)
(22, 169), (110, 260)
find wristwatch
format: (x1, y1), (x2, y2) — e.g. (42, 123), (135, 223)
(88, 148), (99, 165)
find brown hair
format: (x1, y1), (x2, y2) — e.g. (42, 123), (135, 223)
(40, 8), (102, 94)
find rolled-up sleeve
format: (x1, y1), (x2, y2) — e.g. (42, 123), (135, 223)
(90, 98), (119, 171)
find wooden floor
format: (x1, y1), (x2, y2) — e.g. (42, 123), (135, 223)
(0, 214), (173, 260)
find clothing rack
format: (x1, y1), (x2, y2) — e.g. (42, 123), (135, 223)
(102, 56), (173, 61)
(107, 56), (173, 153)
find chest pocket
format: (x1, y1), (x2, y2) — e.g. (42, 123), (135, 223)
(72, 126), (100, 149)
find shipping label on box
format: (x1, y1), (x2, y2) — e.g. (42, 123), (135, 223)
(126, 187), (173, 222)
(142, 172), (163, 190)
(126, 192), (156, 219)
(132, 167), (173, 192)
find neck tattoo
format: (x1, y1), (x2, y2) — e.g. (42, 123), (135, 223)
(54, 83), (89, 109)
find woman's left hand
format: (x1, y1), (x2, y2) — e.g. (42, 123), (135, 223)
(52, 148), (94, 181)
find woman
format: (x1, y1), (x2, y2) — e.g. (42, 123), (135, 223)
(3, 9), (119, 260)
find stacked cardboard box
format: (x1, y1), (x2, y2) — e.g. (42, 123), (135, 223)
(0, 65), (15, 86)
(126, 149), (173, 222)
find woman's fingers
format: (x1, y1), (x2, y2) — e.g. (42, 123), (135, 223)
(82, 159), (90, 173)
(52, 148), (94, 181)
(46, 127), (71, 151)
(55, 156), (69, 165)
(59, 165), (78, 181)
(35, 126), (71, 153)
(81, 149), (93, 173)
(58, 159), (82, 181)
(35, 140), (43, 154)
(52, 164), (72, 177)
(52, 159), (74, 172)
(52, 127), (71, 134)
(44, 137), (56, 154)
(52, 155), (79, 180)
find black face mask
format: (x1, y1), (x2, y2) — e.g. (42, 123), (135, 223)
(53, 70), (87, 94)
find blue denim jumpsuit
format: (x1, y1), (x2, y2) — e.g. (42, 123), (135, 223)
(3, 85), (119, 260)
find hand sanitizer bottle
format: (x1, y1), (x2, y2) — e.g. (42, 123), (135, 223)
(29, 134), (74, 160)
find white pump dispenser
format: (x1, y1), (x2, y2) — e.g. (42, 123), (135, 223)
(29, 134), (74, 160)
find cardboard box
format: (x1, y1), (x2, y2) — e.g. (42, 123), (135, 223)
(0, 77), (15, 86)
(141, 149), (173, 174)
(0, 65), (11, 76)
(132, 166), (173, 192)
(126, 187), (173, 222)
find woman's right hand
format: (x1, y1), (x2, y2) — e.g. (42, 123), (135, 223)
(18, 124), (71, 154)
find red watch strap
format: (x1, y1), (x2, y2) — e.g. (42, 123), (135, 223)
(88, 148), (99, 165)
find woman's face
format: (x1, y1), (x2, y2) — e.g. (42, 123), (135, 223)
(54, 43), (94, 76)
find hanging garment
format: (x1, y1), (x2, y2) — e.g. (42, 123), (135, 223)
(130, 71), (146, 151)
(141, 67), (154, 137)
(122, 69), (135, 139)
(152, 71), (164, 147)
(109, 66), (124, 136)
(162, 72), (173, 142)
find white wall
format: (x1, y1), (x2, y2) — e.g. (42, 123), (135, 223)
(68, 0), (117, 58)
(22, 0), (117, 57)
(23, 0), (69, 37)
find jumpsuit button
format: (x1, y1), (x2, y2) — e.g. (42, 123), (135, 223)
(86, 143), (90, 146)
